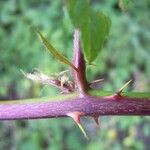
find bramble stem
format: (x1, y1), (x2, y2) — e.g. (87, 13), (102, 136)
(72, 29), (89, 96)
(0, 30), (150, 121)
(0, 95), (150, 120)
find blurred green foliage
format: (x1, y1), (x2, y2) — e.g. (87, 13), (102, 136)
(0, 0), (150, 150)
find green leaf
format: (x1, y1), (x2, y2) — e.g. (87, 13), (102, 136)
(66, 0), (111, 63)
(66, 0), (90, 28)
(81, 12), (111, 63)
(37, 31), (78, 72)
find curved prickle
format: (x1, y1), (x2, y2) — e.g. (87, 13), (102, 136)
(67, 111), (88, 139)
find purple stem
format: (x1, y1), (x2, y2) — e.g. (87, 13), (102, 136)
(0, 96), (150, 120)
(72, 29), (89, 96)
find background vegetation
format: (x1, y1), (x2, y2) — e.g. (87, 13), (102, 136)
(0, 0), (150, 149)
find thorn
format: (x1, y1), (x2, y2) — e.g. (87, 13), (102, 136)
(67, 111), (82, 124)
(104, 80), (132, 100)
(94, 117), (99, 127)
(92, 115), (100, 128)
(89, 79), (104, 88)
(77, 123), (88, 139)
(55, 70), (69, 77)
(89, 79), (104, 85)
(116, 80), (132, 95)
(67, 111), (88, 139)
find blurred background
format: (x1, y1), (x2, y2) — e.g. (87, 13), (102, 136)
(0, 0), (150, 149)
